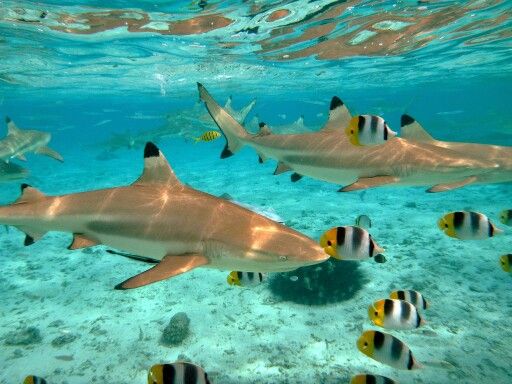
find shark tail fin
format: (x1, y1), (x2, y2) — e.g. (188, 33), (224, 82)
(197, 83), (250, 159)
(400, 114), (435, 142)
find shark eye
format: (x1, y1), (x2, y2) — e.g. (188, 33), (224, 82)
(279, 255), (287, 261)
(327, 240), (332, 246)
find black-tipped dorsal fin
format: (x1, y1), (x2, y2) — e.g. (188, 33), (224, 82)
(400, 114), (435, 142)
(320, 96), (352, 132)
(15, 184), (46, 204)
(256, 122), (272, 137)
(133, 142), (180, 186)
(5, 116), (22, 136)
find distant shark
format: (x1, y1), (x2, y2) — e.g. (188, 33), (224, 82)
(0, 117), (63, 162)
(198, 83), (511, 192)
(98, 96), (256, 153)
(0, 161), (28, 182)
(0, 142), (328, 289)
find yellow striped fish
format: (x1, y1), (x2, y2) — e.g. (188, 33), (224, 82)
(23, 377), (48, 384)
(148, 362), (211, 384)
(357, 330), (422, 370)
(351, 374), (398, 384)
(438, 211), (502, 240)
(500, 254), (512, 273)
(194, 130), (221, 143)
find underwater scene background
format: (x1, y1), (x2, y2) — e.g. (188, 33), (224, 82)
(0, 1), (511, 383)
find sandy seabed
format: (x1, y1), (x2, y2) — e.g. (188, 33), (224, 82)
(0, 140), (511, 384)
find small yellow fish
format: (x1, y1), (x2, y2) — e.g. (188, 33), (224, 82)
(499, 209), (512, 226)
(148, 362), (210, 384)
(357, 330), (422, 370)
(194, 130), (221, 143)
(438, 211), (502, 240)
(227, 271), (265, 286)
(369, 298), (424, 329)
(345, 115), (396, 146)
(389, 290), (428, 310)
(23, 377), (47, 384)
(500, 254), (512, 273)
(320, 226), (384, 260)
(351, 374), (398, 384)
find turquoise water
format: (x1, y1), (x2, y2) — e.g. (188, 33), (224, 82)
(0, 1), (511, 383)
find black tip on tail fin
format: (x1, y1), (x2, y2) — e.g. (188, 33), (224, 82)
(221, 144), (234, 159)
(330, 97), (343, 110)
(5, 116), (11, 123)
(401, 114), (415, 127)
(258, 122), (266, 128)
(144, 142), (160, 158)
(21, 183), (30, 191)
(24, 235), (35, 246)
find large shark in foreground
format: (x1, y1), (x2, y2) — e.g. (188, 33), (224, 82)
(198, 83), (512, 192)
(0, 142), (329, 289)
(0, 117), (63, 162)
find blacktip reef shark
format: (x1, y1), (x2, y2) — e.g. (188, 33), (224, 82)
(0, 117), (63, 162)
(0, 142), (329, 289)
(198, 83), (512, 192)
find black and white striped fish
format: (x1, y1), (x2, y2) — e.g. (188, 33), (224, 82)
(369, 299), (424, 329)
(390, 290), (428, 310)
(357, 330), (422, 370)
(148, 362), (211, 384)
(346, 115), (397, 146)
(438, 211), (502, 240)
(227, 271), (266, 286)
(320, 226), (384, 260)
(351, 374), (398, 384)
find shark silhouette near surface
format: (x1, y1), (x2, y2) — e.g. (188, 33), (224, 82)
(198, 83), (511, 192)
(0, 142), (328, 289)
(0, 117), (63, 162)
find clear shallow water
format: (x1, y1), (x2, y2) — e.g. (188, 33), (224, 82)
(0, 1), (511, 383)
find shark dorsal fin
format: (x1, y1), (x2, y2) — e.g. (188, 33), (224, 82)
(5, 117), (22, 136)
(133, 142), (180, 186)
(320, 96), (352, 132)
(400, 114), (435, 142)
(257, 122), (272, 136)
(15, 183), (46, 204)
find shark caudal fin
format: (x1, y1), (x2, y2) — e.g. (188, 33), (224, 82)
(400, 114), (435, 142)
(12, 184), (48, 246)
(197, 83), (250, 159)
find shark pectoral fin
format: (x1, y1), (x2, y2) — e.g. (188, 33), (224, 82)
(427, 176), (477, 193)
(68, 234), (100, 250)
(16, 154), (27, 161)
(35, 145), (64, 162)
(339, 176), (399, 192)
(274, 162), (291, 175)
(291, 173), (303, 182)
(115, 253), (209, 290)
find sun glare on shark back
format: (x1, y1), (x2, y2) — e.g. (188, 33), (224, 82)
(0, 142), (332, 290)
